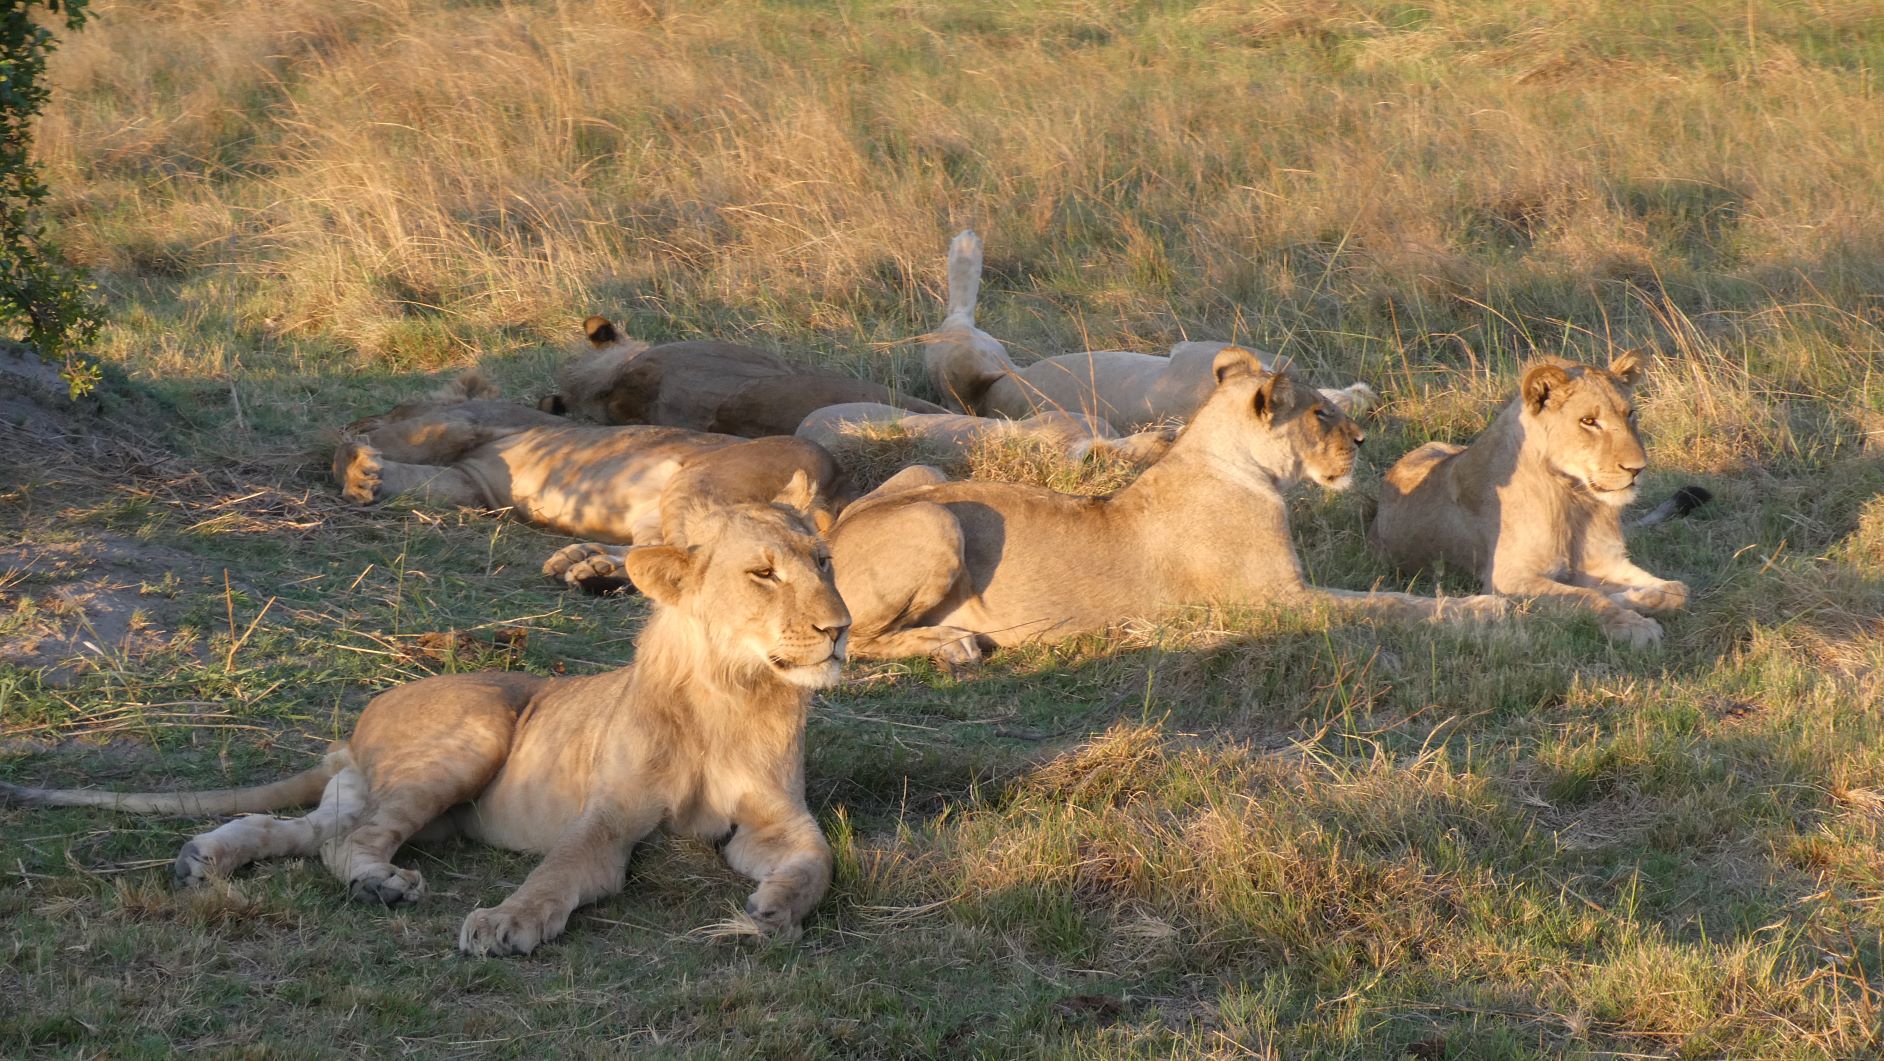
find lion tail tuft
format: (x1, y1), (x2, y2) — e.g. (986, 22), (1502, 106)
(1627, 484), (1714, 530)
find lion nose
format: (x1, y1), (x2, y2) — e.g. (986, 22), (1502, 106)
(1619, 458), (1646, 477)
(816, 620), (850, 645)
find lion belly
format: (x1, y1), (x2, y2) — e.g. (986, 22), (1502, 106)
(479, 426), (735, 542)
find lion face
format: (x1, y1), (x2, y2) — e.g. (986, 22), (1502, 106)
(626, 504), (851, 689)
(1520, 352), (1648, 505)
(1209, 347), (1366, 491)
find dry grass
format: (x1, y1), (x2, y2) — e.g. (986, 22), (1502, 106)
(4, 0), (1884, 1056)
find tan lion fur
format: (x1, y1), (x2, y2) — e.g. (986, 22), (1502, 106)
(1370, 351), (1687, 647)
(795, 401), (1177, 468)
(333, 393), (850, 591)
(924, 230), (1377, 431)
(830, 347), (1507, 665)
(544, 316), (947, 436)
(1, 501), (852, 955)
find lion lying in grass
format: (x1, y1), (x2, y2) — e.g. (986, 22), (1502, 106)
(830, 346), (1506, 664)
(544, 316), (947, 436)
(333, 378), (851, 591)
(1370, 352), (1691, 647)
(2, 496), (850, 955)
(796, 401), (1177, 468)
(924, 230), (1377, 431)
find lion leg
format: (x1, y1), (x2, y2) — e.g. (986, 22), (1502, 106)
(173, 767), (368, 888)
(1573, 560), (1689, 614)
(322, 768), (497, 906)
(1313, 587), (1511, 626)
(542, 542), (637, 595)
(458, 809), (655, 957)
(832, 500), (981, 665)
(1497, 573), (1663, 648)
(332, 440), (487, 507)
(722, 796), (832, 936)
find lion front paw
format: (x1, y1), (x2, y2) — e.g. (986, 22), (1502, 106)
(333, 440), (385, 506)
(743, 890), (806, 939)
(1601, 608), (1664, 649)
(458, 903), (561, 957)
(347, 864), (426, 906)
(1609, 580), (1689, 614)
(930, 629), (984, 671)
(541, 543), (637, 596)
(173, 838), (224, 888)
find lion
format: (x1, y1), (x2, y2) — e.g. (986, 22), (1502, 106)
(1369, 352), (1691, 647)
(796, 401), (1178, 468)
(829, 346), (1507, 665)
(332, 385), (853, 591)
(924, 230), (1378, 431)
(0, 496), (851, 955)
(543, 316), (948, 436)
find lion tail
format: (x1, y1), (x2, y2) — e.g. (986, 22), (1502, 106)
(928, 229), (1018, 414)
(945, 229), (985, 323)
(0, 746), (351, 817)
(1627, 485), (1713, 530)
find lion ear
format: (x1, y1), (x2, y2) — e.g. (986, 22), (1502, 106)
(1521, 361), (1571, 414)
(1251, 370), (1297, 423)
(1212, 346), (1267, 385)
(772, 468), (818, 517)
(623, 545), (695, 607)
(584, 315), (620, 347)
(1608, 349), (1646, 387)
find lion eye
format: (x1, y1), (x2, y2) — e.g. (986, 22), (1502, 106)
(1579, 416), (1599, 428)
(816, 555), (832, 572)
(749, 567), (777, 582)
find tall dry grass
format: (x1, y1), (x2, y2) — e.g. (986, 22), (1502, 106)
(36, 0), (1884, 434)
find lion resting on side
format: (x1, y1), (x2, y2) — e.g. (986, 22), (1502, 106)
(830, 347), (1506, 665)
(924, 231), (1377, 432)
(1, 496), (851, 954)
(544, 316), (947, 436)
(1369, 352), (1688, 647)
(333, 385), (852, 590)
(796, 401), (1177, 468)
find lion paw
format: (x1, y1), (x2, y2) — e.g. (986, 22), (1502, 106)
(1609, 580), (1689, 614)
(173, 838), (223, 888)
(1323, 382), (1380, 416)
(931, 630), (984, 670)
(1601, 608), (1664, 649)
(347, 864), (426, 906)
(333, 440), (385, 506)
(459, 904), (559, 957)
(743, 891), (805, 938)
(541, 543), (637, 596)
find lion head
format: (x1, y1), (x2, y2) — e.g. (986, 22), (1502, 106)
(1518, 351), (1648, 504)
(1205, 346), (1366, 491)
(625, 501), (851, 689)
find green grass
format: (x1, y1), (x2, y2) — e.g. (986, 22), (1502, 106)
(4, 0), (1884, 1056)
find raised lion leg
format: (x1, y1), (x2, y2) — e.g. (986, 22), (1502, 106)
(832, 500), (980, 664)
(459, 808), (657, 956)
(722, 796), (832, 936)
(173, 767), (368, 887)
(332, 440), (487, 508)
